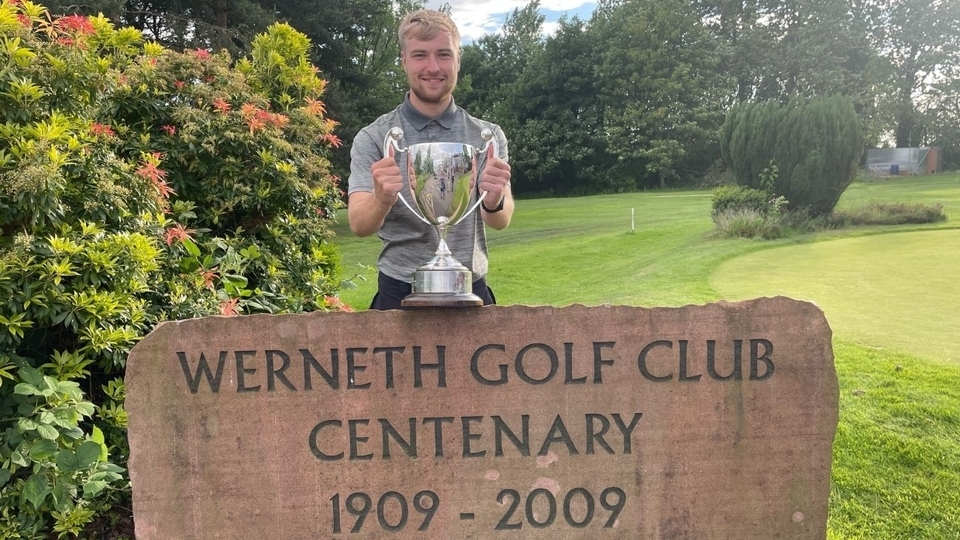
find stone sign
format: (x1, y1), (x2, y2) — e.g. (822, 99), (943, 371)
(126, 297), (838, 539)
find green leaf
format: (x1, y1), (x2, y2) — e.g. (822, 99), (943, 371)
(179, 257), (200, 273)
(102, 463), (125, 474)
(76, 441), (102, 468)
(11, 451), (28, 467)
(51, 481), (73, 512)
(83, 480), (108, 498)
(37, 424), (59, 440)
(91, 426), (108, 461)
(0, 469), (10, 487)
(89, 471), (122, 483)
(19, 366), (43, 385)
(13, 382), (39, 395)
(23, 474), (51, 509)
(28, 439), (59, 460)
(223, 274), (248, 287)
(61, 426), (84, 440)
(57, 449), (80, 473)
(76, 401), (96, 417)
(182, 237), (201, 257)
(43, 375), (60, 391)
(59, 380), (81, 392)
(0, 362), (14, 381)
(51, 415), (78, 430)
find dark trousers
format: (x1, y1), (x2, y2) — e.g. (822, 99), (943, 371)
(370, 272), (496, 310)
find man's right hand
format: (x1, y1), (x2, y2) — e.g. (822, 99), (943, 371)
(371, 146), (403, 208)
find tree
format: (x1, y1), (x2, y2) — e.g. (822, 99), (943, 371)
(697, 0), (960, 155)
(691, 0), (768, 102)
(694, 0), (879, 103)
(873, 0), (960, 147)
(920, 70), (960, 169)
(459, 1), (614, 196)
(721, 95), (865, 215)
(503, 16), (613, 195)
(43, 0), (278, 53)
(591, 0), (729, 189)
(459, 1), (546, 124)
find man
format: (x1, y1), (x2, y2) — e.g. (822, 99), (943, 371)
(347, 9), (514, 310)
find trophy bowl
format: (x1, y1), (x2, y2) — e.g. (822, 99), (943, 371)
(384, 128), (496, 308)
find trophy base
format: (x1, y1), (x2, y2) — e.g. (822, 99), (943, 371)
(401, 267), (484, 308)
(401, 291), (484, 308)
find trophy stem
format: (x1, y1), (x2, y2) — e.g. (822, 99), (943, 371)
(423, 235), (462, 270)
(422, 220), (458, 268)
(435, 236), (452, 258)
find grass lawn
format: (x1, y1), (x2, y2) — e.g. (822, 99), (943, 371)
(331, 173), (960, 538)
(829, 341), (960, 539)
(711, 229), (960, 365)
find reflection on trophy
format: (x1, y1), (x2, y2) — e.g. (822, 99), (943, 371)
(383, 127), (497, 308)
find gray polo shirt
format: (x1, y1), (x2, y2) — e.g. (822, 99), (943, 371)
(348, 95), (508, 283)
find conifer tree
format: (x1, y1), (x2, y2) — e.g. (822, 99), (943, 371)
(721, 95), (864, 215)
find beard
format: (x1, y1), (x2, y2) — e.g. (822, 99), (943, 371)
(409, 75), (456, 105)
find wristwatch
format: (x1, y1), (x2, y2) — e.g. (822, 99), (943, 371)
(481, 197), (505, 213)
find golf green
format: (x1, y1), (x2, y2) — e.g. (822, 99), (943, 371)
(710, 229), (960, 365)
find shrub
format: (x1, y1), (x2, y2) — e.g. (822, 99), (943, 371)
(110, 25), (345, 315)
(712, 208), (779, 239)
(828, 202), (948, 227)
(713, 207), (827, 240)
(0, 3), (345, 536)
(720, 95), (865, 216)
(714, 199), (948, 240)
(711, 185), (771, 222)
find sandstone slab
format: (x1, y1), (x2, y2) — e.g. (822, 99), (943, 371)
(126, 298), (838, 539)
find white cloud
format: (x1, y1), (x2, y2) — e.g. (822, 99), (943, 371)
(423, 0), (596, 42)
(541, 20), (562, 37)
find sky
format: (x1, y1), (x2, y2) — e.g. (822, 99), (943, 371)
(423, 0), (599, 43)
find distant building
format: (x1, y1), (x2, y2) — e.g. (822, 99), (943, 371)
(866, 147), (941, 176)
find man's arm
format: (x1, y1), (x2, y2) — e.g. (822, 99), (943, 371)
(348, 191), (394, 237)
(347, 139), (404, 237)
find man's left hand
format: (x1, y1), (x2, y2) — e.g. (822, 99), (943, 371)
(479, 144), (511, 209)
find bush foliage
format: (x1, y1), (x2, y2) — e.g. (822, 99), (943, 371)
(720, 95), (865, 216)
(828, 202), (948, 227)
(0, 1), (344, 536)
(710, 185), (771, 220)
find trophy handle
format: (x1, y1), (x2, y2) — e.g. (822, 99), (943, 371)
(453, 128), (498, 226)
(383, 127), (432, 226)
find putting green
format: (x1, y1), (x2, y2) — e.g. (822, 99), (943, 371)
(710, 229), (960, 365)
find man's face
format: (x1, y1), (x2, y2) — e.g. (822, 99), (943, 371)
(401, 31), (459, 108)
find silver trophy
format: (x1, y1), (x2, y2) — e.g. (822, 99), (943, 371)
(383, 127), (498, 307)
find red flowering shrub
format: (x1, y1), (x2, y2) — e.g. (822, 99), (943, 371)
(0, 2), (346, 536)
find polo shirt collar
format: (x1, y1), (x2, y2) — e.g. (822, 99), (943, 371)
(400, 93), (458, 130)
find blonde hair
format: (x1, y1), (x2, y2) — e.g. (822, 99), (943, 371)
(398, 9), (460, 53)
